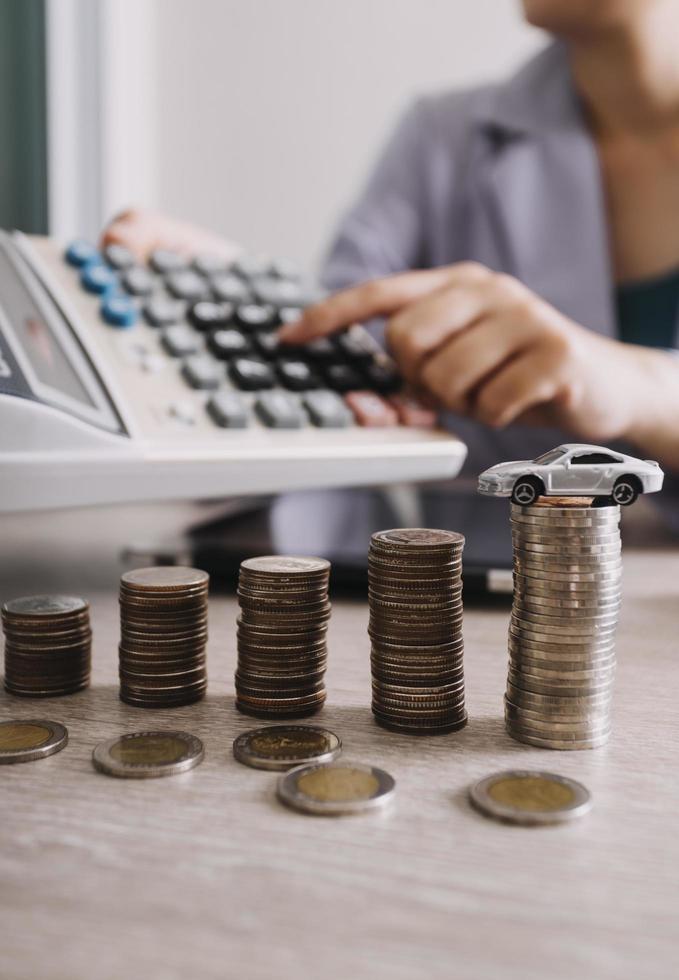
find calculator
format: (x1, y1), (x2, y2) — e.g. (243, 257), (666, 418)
(0, 230), (466, 512)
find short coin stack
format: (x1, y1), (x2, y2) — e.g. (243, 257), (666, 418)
(2, 595), (91, 697)
(368, 529), (467, 734)
(236, 556), (330, 718)
(118, 567), (209, 708)
(506, 498), (621, 749)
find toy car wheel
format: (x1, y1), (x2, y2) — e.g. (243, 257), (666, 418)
(511, 476), (543, 506)
(612, 476), (639, 506)
(591, 495), (614, 508)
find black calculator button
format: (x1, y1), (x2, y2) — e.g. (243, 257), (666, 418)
(253, 330), (280, 358)
(150, 249), (186, 273)
(181, 354), (222, 390)
(104, 243), (136, 269)
(207, 391), (249, 428)
(323, 363), (363, 392)
(211, 273), (252, 304)
(234, 303), (277, 331)
(122, 266), (154, 296)
(161, 325), (200, 357)
(255, 391), (305, 429)
(362, 360), (402, 394)
(144, 297), (185, 327)
(166, 269), (209, 301)
(232, 254), (271, 280)
(277, 359), (320, 391)
(193, 254), (228, 277)
(207, 328), (251, 359)
(252, 276), (307, 308)
(189, 300), (234, 331)
(303, 390), (353, 428)
(303, 337), (336, 362)
(278, 306), (304, 326)
(229, 357), (275, 390)
(335, 329), (378, 362)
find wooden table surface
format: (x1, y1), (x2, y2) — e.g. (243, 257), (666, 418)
(1, 513), (678, 980)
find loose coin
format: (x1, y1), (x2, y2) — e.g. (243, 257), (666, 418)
(0, 719), (68, 764)
(233, 725), (341, 771)
(469, 770), (592, 825)
(92, 730), (204, 778)
(277, 760), (395, 815)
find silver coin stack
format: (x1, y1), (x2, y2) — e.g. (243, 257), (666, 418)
(506, 498), (621, 750)
(368, 528), (467, 735)
(235, 556), (331, 719)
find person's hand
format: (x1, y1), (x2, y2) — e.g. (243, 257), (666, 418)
(278, 262), (668, 443)
(101, 207), (241, 262)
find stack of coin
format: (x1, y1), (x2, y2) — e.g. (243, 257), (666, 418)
(2, 595), (91, 697)
(368, 529), (467, 734)
(236, 556), (330, 718)
(506, 498), (621, 749)
(118, 567), (209, 708)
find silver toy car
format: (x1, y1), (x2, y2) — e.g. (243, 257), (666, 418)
(478, 443), (664, 506)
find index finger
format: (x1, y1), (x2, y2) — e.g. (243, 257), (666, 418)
(277, 267), (457, 344)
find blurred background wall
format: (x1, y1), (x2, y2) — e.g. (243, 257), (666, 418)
(4, 0), (544, 272)
(152, 0), (543, 273)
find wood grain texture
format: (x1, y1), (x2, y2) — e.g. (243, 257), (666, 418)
(1, 534), (678, 980)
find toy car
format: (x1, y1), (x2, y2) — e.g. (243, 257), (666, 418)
(477, 444), (664, 506)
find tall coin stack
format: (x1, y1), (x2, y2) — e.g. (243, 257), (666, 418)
(368, 529), (467, 734)
(506, 499), (621, 749)
(118, 567), (209, 708)
(236, 556), (330, 718)
(2, 595), (91, 697)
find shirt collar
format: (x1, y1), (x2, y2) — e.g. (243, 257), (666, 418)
(473, 41), (586, 138)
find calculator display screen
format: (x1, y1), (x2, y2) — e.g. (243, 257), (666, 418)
(0, 251), (96, 408)
(0, 246), (95, 408)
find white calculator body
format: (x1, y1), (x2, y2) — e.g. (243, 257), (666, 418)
(0, 231), (466, 512)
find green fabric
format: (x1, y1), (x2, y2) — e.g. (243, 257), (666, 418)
(616, 268), (679, 349)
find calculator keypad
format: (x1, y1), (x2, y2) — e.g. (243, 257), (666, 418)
(63, 241), (427, 434)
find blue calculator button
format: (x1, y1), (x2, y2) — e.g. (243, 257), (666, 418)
(81, 263), (118, 296)
(65, 240), (100, 267)
(101, 295), (138, 328)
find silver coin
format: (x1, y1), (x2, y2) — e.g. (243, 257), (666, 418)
(513, 551), (622, 581)
(513, 543), (621, 559)
(509, 654), (617, 676)
(504, 709), (611, 736)
(507, 729), (611, 750)
(240, 555), (330, 576)
(371, 528), (465, 550)
(92, 731), (204, 778)
(504, 697), (610, 724)
(511, 501), (619, 516)
(514, 593), (621, 613)
(0, 719), (68, 764)
(513, 576), (622, 596)
(511, 607), (619, 630)
(2, 595), (88, 619)
(508, 661), (615, 682)
(505, 680), (612, 706)
(505, 720), (611, 744)
(510, 614), (618, 634)
(121, 567), (209, 592)
(507, 668), (614, 695)
(233, 725), (341, 771)
(469, 770), (592, 825)
(276, 760), (395, 815)
(508, 627), (617, 648)
(511, 525), (621, 540)
(508, 642), (616, 664)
